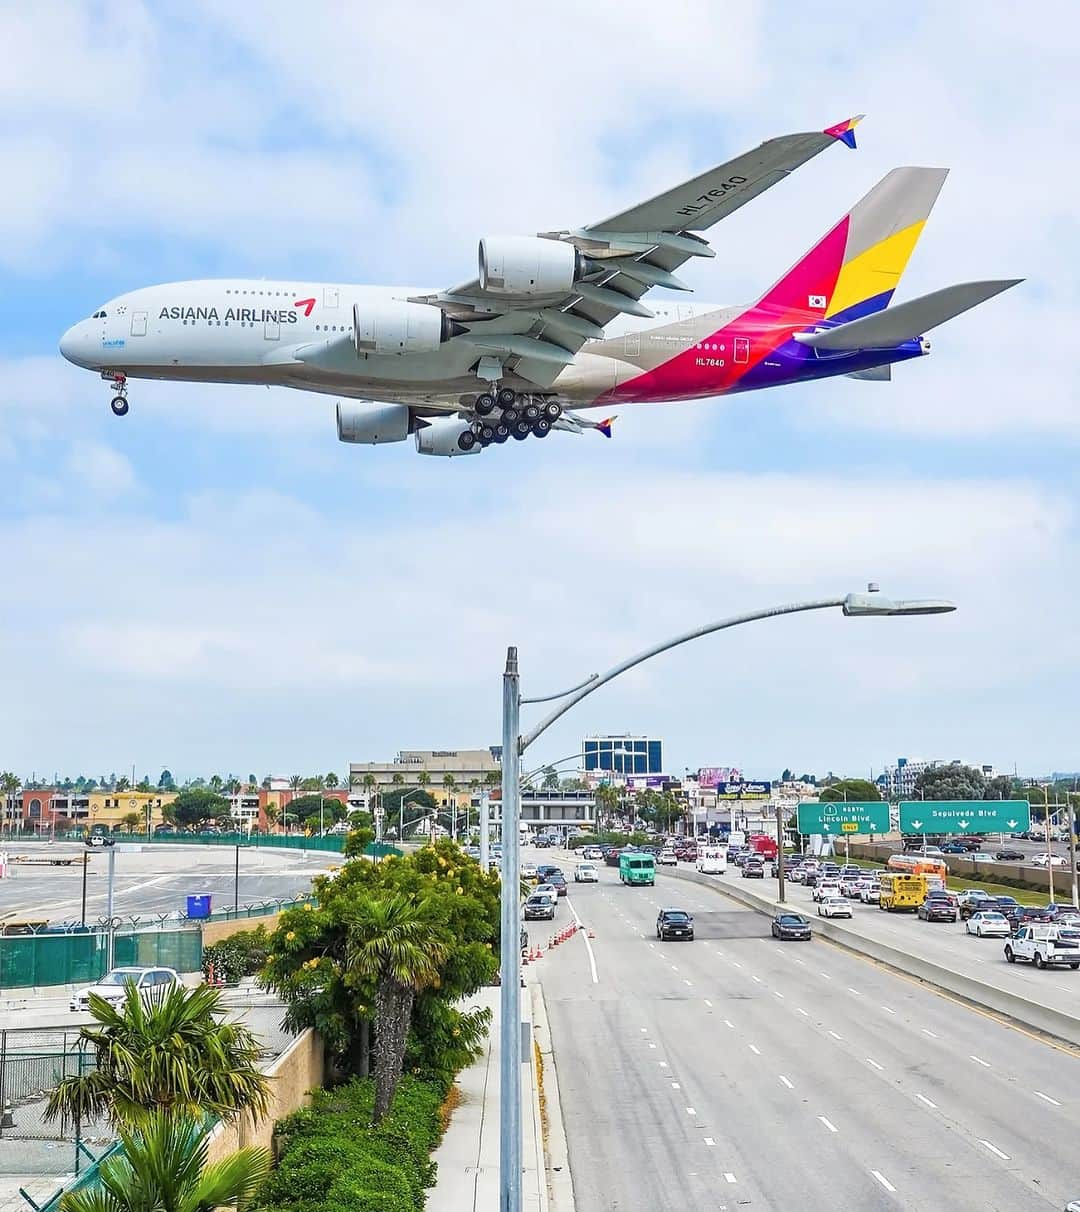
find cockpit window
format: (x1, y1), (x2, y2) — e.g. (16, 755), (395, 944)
(91, 310), (107, 319)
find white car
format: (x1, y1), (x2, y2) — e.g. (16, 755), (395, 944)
(1030, 853), (1069, 867)
(812, 881), (842, 903)
(574, 863), (599, 882)
(859, 882), (881, 904)
(657, 850), (678, 866)
(535, 883), (559, 900)
(817, 896), (853, 918)
(965, 911), (1011, 938)
(70, 966), (182, 1012)
(520, 862), (538, 879)
(968, 852), (996, 862)
(838, 876), (862, 898)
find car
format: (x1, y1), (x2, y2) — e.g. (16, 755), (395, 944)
(536, 864), (563, 881)
(812, 880), (842, 902)
(817, 896), (853, 919)
(1004, 904), (1054, 934)
(520, 862), (538, 880)
(656, 908), (694, 941)
(995, 849), (1026, 862)
(656, 849), (678, 866)
(859, 882), (881, 904)
(771, 912), (812, 940)
(1031, 853), (1069, 868)
(741, 860), (765, 879)
(534, 882), (558, 900)
(547, 872), (568, 896)
(838, 875), (863, 898)
(918, 898), (958, 922)
(959, 891), (1015, 920)
(70, 966), (181, 1012)
(524, 894), (556, 920)
(574, 863), (599, 883)
(85, 834), (116, 847)
(940, 842), (968, 854)
(1005, 924), (1080, 969)
(968, 852), (996, 862)
(581, 846), (604, 861)
(965, 910), (1011, 937)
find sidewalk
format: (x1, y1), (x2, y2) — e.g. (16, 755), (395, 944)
(428, 983), (547, 1212)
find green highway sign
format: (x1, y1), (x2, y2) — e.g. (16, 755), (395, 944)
(797, 801), (891, 836)
(898, 800), (1031, 835)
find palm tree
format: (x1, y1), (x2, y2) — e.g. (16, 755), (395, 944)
(115, 776), (131, 793)
(209, 775), (224, 793)
(120, 812), (141, 835)
(288, 774), (302, 795)
(45, 982), (270, 1130)
(361, 773), (377, 812)
(59, 1112), (268, 1212)
(264, 804), (280, 834)
(325, 772), (339, 790)
(391, 772), (405, 789)
(345, 895), (450, 1122)
(417, 771), (431, 790)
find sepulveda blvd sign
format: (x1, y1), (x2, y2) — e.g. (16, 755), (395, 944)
(797, 801), (890, 836)
(898, 800), (1031, 835)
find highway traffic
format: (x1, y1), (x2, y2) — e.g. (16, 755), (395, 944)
(527, 851), (1080, 1211)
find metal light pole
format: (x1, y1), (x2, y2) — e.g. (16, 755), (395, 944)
(497, 585), (956, 1212)
(106, 847), (117, 969)
(775, 802), (786, 904)
(80, 853), (89, 927)
(234, 843), (240, 914)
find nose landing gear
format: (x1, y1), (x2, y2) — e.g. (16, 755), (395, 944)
(106, 373), (129, 417)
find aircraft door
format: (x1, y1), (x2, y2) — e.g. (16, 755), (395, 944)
(130, 311), (147, 336)
(323, 287), (339, 308)
(623, 332), (640, 357)
(264, 318), (280, 340)
(734, 337), (749, 364)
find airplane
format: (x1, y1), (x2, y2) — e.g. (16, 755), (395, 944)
(59, 116), (1019, 457)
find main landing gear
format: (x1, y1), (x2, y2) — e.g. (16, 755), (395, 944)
(459, 390), (561, 450)
(106, 373), (129, 417)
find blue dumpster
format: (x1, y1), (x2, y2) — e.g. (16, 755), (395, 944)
(186, 895), (212, 919)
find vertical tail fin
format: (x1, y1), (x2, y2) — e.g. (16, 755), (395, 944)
(756, 167), (949, 324)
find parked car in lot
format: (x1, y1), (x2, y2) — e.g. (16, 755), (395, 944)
(940, 842), (968, 854)
(771, 912), (812, 940)
(1005, 924), (1080, 969)
(657, 849), (678, 866)
(656, 909), (695, 941)
(817, 895), (853, 919)
(574, 863), (599, 883)
(966, 910), (1011, 937)
(70, 966), (181, 1012)
(918, 898), (958, 922)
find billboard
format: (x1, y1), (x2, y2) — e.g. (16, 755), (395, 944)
(622, 775), (669, 791)
(697, 767), (742, 789)
(713, 780), (772, 800)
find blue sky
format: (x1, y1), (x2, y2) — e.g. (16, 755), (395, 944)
(2, 2), (1078, 783)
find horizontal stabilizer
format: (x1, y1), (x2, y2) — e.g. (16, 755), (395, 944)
(846, 365), (891, 381)
(795, 279), (1022, 351)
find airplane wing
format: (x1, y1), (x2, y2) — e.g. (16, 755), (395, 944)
(414, 117), (864, 389)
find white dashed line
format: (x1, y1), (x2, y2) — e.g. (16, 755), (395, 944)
(732, 961), (743, 969)
(724, 1019), (735, 1029)
(779, 1075), (794, 1089)
(980, 1140), (1009, 1160)
(640, 1027), (648, 1033)
(723, 1172), (737, 1184)
(773, 990), (784, 999)
(659, 1062), (668, 1068)
(704, 1137), (715, 1147)
(793, 957), (805, 965)
(671, 965), (679, 972)
(1034, 1091), (1061, 1106)
(916, 1094), (937, 1109)
(881, 1005), (896, 1015)
(970, 1055), (991, 1068)
(748, 1044), (761, 1055)
(797, 1007), (809, 1017)
(671, 1082), (681, 1089)
(683, 979), (692, 987)
(819, 972), (832, 980)
(847, 987), (861, 996)
(648, 1043), (657, 1049)
(648, 943), (655, 949)
(704, 999), (713, 1008)
(686, 1106), (697, 1116)
(828, 1031), (843, 1041)
(819, 1116), (838, 1133)
(751, 975), (763, 983)
(866, 1058), (884, 1071)
(871, 1170), (896, 1193)
(921, 1028), (938, 1038)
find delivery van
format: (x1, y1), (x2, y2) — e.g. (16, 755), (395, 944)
(696, 847), (727, 875)
(619, 851), (656, 886)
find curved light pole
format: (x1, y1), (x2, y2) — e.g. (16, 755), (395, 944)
(498, 585), (955, 1212)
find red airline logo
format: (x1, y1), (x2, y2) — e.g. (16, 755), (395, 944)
(293, 297), (316, 317)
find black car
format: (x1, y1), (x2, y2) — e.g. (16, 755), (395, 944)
(771, 913), (812, 940)
(656, 909), (694, 941)
(918, 898), (957, 922)
(547, 872), (568, 896)
(995, 849), (1026, 862)
(960, 894), (1017, 920)
(536, 864), (563, 881)
(1004, 904), (1052, 933)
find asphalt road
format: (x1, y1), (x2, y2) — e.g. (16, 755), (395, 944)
(0, 844), (331, 923)
(528, 862), (1080, 1211)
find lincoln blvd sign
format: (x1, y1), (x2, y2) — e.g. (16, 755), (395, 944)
(898, 800), (1031, 835)
(797, 801), (890, 835)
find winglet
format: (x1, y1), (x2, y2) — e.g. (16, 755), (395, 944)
(596, 416), (616, 439)
(823, 114), (865, 150)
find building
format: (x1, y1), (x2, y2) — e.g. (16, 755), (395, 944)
(484, 790), (596, 840)
(349, 749), (501, 807)
(582, 735), (663, 777)
(875, 758), (998, 799)
(85, 789), (177, 832)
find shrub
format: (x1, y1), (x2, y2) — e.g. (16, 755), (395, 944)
(202, 925), (270, 984)
(256, 1076), (443, 1212)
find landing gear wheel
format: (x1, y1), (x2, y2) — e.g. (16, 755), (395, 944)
(497, 387), (518, 409)
(523, 402), (541, 422)
(475, 393), (496, 416)
(494, 424), (510, 443)
(501, 406), (520, 425)
(457, 430), (477, 451)
(512, 420), (531, 440)
(479, 424), (495, 443)
(543, 400), (562, 421)
(534, 418), (552, 437)
(110, 396), (129, 417)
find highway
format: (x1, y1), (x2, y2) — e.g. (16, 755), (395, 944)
(528, 861), (1080, 1211)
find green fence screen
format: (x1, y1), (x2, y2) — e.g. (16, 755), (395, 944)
(112, 929), (202, 974)
(0, 929), (200, 990)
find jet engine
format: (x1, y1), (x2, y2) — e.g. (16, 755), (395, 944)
(336, 400), (410, 444)
(414, 418), (481, 457)
(353, 300), (463, 356)
(478, 236), (584, 296)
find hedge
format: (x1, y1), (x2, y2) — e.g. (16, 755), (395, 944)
(566, 831), (650, 850)
(254, 1076), (444, 1212)
(202, 925), (270, 983)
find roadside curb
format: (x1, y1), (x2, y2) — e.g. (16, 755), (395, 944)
(661, 865), (1080, 1050)
(531, 982), (576, 1212)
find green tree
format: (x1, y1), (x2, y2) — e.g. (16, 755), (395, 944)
(984, 775), (1017, 800)
(818, 779), (882, 803)
(325, 772), (340, 789)
(167, 789), (230, 830)
(120, 812), (141, 835)
(417, 771), (431, 790)
(45, 983), (270, 1130)
(391, 772), (405, 788)
(209, 775), (224, 793)
(58, 1112), (269, 1212)
(264, 804), (280, 833)
(540, 766), (559, 791)
(115, 776), (131, 793)
(915, 764), (986, 801)
(283, 794), (345, 828)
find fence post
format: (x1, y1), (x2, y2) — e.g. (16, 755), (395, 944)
(0, 1030), (7, 1140)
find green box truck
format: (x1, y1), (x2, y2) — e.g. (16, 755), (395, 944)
(619, 851), (656, 886)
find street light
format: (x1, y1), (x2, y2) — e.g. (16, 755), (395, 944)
(497, 584), (955, 1212)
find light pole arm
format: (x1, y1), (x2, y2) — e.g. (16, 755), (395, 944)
(520, 598), (844, 753)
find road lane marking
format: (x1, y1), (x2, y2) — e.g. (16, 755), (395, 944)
(648, 943), (655, 948)
(866, 1058), (883, 1070)
(723, 1172), (737, 1184)
(921, 1028), (938, 1038)
(828, 1031), (843, 1041)
(683, 979), (692, 987)
(980, 1140), (1009, 1160)
(819, 972), (832, 979)
(779, 1075), (794, 1089)
(793, 957), (805, 965)
(773, 991), (784, 999)
(648, 1043), (656, 1049)
(640, 1027), (647, 1032)
(724, 1019), (735, 1029)
(797, 1008), (809, 1017)
(671, 1082), (680, 1089)
(1034, 1091), (1061, 1106)
(732, 961), (743, 969)
(704, 1137), (715, 1146)
(847, 987), (861, 996)
(659, 1061), (668, 1068)
(566, 896), (599, 983)
(819, 1116), (838, 1133)
(881, 1006), (896, 1015)
(748, 1044), (761, 1055)
(871, 1170), (896, 1193)
(686, 1107), (697, 1115)
(704, 999), (713, 1008)
(969, 1055), (991, 1068)
(751, 975), (763, 983)
(916, 1094), (937, 1108)
(671, 965), (679, 972)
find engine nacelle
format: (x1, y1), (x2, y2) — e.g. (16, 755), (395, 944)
(353, 300), (461, 356)
(336, 400), (410, 444)
(478, 236), (582, 296)
(414, 418), (481, 457)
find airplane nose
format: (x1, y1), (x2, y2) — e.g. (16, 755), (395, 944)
(59, 323), (91, 368)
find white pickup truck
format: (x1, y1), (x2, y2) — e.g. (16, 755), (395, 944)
(1004, 925), (1080, 969)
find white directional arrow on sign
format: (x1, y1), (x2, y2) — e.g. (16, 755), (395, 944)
(1007, 820), (1018, 828)
(823, 824), (832, 832)
(957, 820), (970, 830)
(911, 819), (922, 830)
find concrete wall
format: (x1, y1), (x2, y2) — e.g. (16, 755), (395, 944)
(845, 841), (1064, 894)
(205, 1027), (324, 1164)
(202, 911), (284, 947)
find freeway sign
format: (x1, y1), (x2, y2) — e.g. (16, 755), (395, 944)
(797, 801), (890, 836)
(898, 800), (1031, 835)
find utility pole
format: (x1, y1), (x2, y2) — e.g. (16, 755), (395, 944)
(775, 802), (786, 904)
(80, 853), (89, 927)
